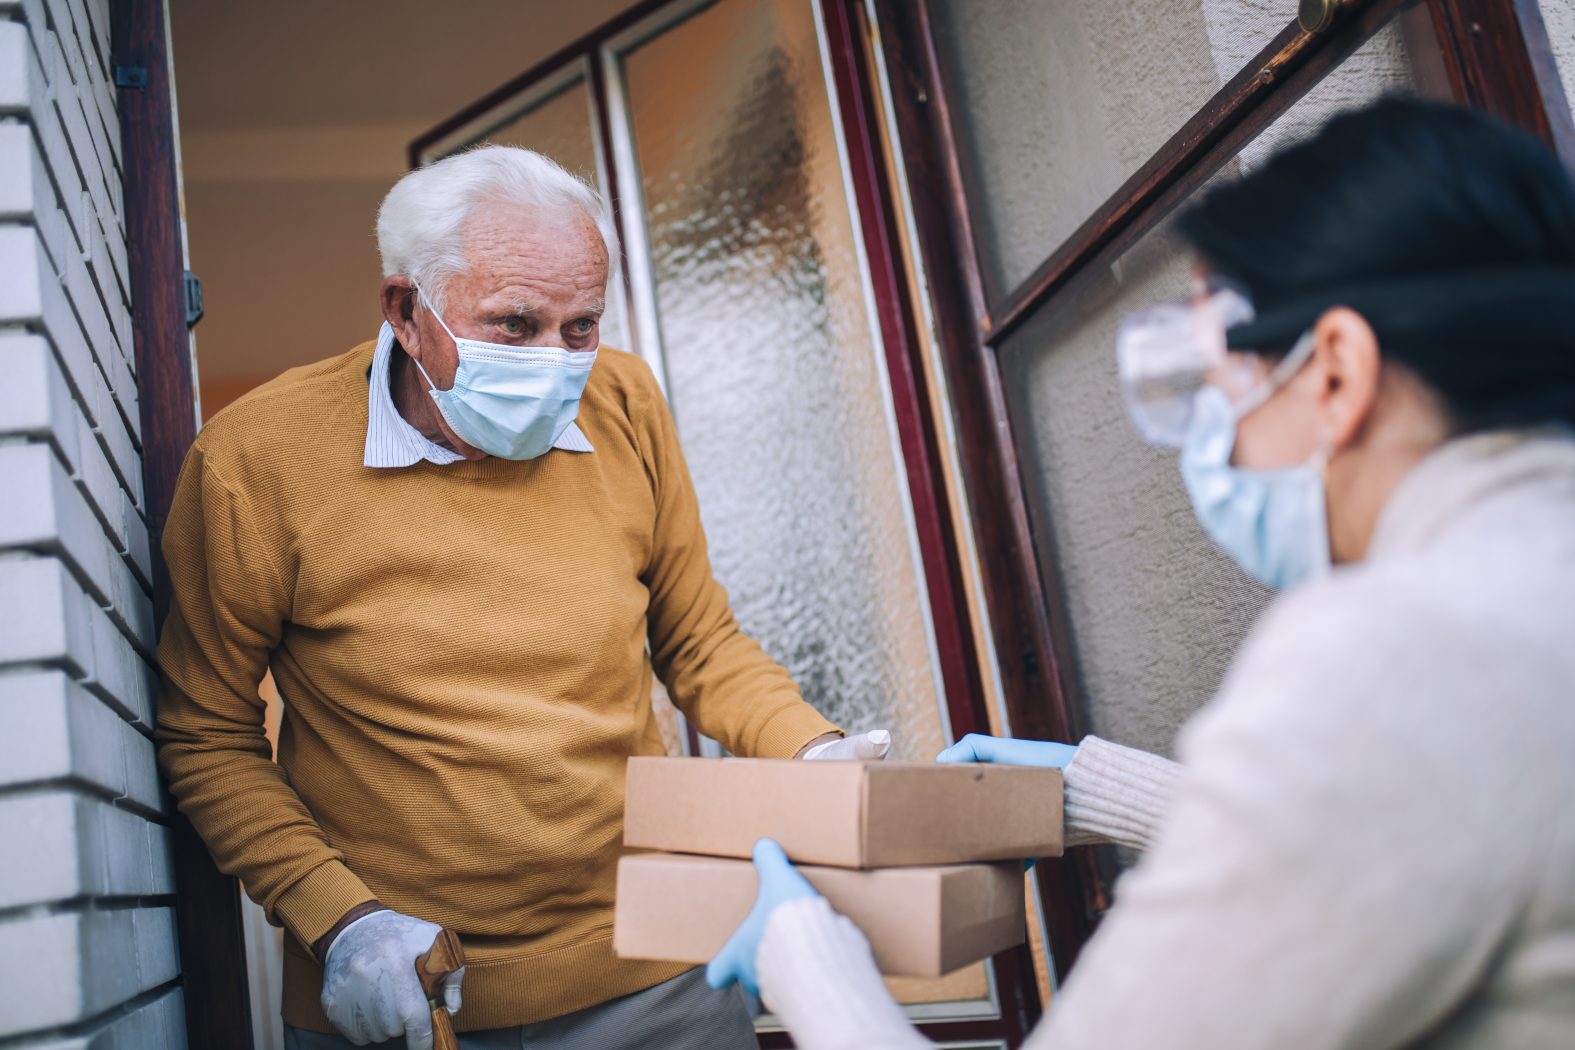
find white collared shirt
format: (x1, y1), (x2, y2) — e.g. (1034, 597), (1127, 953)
(362, 322), (593, 468)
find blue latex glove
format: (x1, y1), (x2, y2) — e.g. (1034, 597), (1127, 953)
(936, 733), (1078, 769)
(706, 839), (821, 996)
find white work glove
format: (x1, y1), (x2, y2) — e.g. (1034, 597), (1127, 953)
(801, 730), (891, 761)
(320, 908), (464, 1049)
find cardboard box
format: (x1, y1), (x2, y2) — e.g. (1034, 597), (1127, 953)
(614, 852), (1026, 977)
(623, 757), (1063, 868)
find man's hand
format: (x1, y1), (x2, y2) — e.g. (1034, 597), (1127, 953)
(799, 730), (892, 760)
(320, 909), (465, 1049)
(707, 839), (821, 996)
(936, 732), (1078, 769)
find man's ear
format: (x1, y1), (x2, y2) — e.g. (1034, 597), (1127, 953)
(1310, 306), (1381, 453)
(380, 277), (422, 359)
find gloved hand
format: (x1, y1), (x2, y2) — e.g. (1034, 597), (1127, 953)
(937, 732), (1078, 769)
(707, 839), (821, 997)
(801, 729), (892, 761)
(320, 908), (464, 1049)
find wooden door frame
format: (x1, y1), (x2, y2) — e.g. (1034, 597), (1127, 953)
(114, 0), (256, 1047)
(870, 0), (1572, 982)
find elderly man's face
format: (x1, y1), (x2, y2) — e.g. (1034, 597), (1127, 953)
(382, 203), (609, 458)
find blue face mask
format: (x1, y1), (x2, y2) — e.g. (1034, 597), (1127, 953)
(1179, 383), (1331, 591)
(409, 289), (597, 461)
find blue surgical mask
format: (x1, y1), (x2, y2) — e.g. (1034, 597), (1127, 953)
(1179, 383), (1331, 591)
(409, 288), (597, 460)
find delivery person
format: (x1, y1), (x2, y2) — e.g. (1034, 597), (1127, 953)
(705, 96), (1575, 1048)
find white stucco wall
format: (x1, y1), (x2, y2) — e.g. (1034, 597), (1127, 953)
(927, 2), (1516, 764)
(0, 0), (186, 1045)
(1542, 0), (1575, 122)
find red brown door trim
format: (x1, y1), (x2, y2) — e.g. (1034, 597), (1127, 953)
(867, 0), (1107, 979)
(818, 0), (991, 763)
(113, 0), (256, 1046)
(1425, 0), (1575, 167)
(820, 2), (1040, 1039)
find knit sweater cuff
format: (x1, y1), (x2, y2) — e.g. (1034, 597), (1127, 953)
(272, 860), (379, 951)
(752, 704), (843, 760)
(1064, 735), (1183, 850)
(757, 897), (930, 1050)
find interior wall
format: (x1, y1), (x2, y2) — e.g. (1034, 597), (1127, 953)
(170, 0), (632, 419)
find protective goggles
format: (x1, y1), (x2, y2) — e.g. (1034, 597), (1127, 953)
(1116, 282), (1312, 448)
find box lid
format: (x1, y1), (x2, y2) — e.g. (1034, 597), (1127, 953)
(624, 757), (1062, 868)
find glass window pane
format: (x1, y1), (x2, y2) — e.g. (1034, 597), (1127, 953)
(999, 26), (1425, 768)
(620, 0), (948, 762)
(929, 0), (1289, 297)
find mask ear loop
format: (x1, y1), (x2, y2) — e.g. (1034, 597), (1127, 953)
(1239, 325), (1337, 548)
(1232, 328), (1319, 420)
(407, 282), (455, 394)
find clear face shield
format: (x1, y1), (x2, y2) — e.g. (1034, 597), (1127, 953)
(1116, 280), (1314, 448)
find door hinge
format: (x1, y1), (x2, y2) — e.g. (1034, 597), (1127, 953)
(1021, 648), (1040, 682)
(114, 64), (148, 89)
(184, 270), (204, 327)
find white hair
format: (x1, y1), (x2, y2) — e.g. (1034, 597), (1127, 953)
(376, 145), (620, 312)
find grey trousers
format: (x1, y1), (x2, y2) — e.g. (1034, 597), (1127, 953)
(283, 968), (756, 1050)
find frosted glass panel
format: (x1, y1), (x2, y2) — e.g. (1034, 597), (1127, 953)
(929, 0), (1287, 296)
(999, 27), (1423, 763)
(475, 78), (630, 355)
(621, 0), (946, 761)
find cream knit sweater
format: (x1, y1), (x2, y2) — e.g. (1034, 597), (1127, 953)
(757, 431), (1575, 1049)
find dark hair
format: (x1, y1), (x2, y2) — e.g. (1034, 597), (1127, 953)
(1176, 95), (1575, 434)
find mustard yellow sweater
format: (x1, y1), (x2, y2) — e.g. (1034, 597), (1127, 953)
(155, 341), (839, 1031)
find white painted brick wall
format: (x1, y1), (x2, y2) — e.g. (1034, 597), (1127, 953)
(27, 988), (187, 1050)
(0, 0), (185, 1045)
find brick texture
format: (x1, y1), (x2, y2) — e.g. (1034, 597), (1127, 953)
(0, 1), (184, 1045)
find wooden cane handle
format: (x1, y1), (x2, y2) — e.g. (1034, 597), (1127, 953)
(430, 1006), (460, 1050)
(415, 928), (465, 1050)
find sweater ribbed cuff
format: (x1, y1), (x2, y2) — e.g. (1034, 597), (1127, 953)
(311, 899), (388, 962)
(1063, 735), (1183, 851)
(751, 704), (842, 760)
(757, 897), (930, 1050)
(272, 860), (379, 951)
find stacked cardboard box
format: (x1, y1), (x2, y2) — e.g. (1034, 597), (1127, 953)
(614, 757), (1064, 977)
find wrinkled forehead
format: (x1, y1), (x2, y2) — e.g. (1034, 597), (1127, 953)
(460, 203), (608, 276)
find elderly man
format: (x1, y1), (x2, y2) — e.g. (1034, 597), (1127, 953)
(155, 146), (888, 1050)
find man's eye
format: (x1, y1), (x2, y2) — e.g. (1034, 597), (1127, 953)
(500, 318), (524, 335)
(571, 319), (597, 335)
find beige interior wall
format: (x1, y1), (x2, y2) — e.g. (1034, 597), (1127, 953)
(170, 1), (631, 420)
